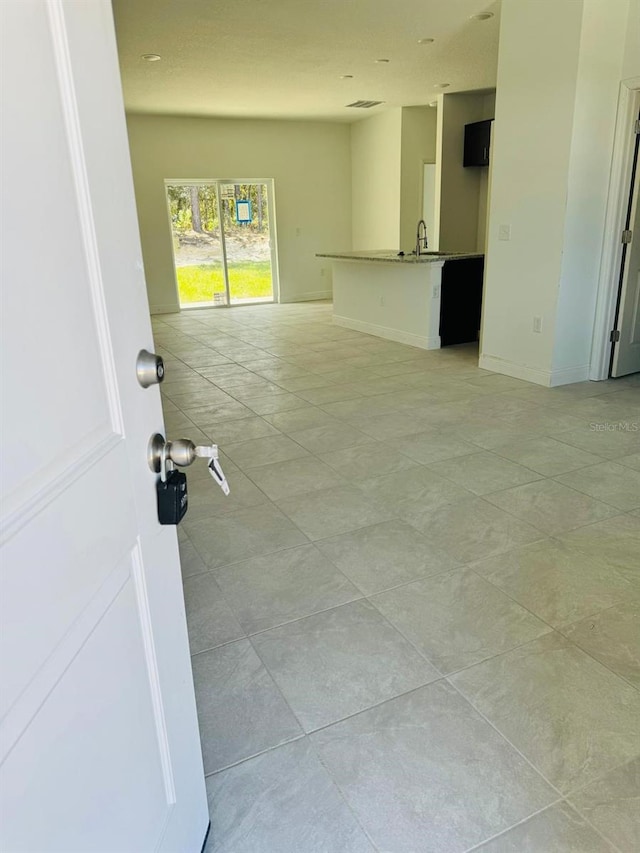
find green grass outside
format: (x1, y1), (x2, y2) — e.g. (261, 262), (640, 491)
(177, 262), (273, 304)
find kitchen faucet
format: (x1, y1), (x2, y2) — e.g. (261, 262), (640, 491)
(416, 219), (428, 255)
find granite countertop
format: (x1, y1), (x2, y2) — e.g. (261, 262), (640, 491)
(316, 250), (484, 264)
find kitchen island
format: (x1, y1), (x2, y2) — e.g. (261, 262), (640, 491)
(316, 251), (484, 350)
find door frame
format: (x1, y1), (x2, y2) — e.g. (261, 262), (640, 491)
(590, 77), (640, 379)
(164, 177), (280, 309)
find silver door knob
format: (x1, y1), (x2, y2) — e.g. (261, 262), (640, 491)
(148, 437), (203, 468)
(148, 434), (230, 495)
(136, 349), (165, 387)
(148, 434), (194, 472)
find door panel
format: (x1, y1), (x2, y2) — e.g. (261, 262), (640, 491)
(222, 182), (275, 304)
(0, 2), (208, 850)
(1, 444), (136, 724)
(1, 575), (170, 853)
(167, 184), (228, 308)
(0, 6), (113, 500)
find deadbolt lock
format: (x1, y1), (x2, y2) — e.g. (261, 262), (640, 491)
(136, 349), (165, 388)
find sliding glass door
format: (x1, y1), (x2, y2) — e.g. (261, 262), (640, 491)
(165, 179), (278, 308)
(221, 183), (275, 304)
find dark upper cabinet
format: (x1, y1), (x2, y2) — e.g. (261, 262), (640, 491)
(463, 119), (492, 167)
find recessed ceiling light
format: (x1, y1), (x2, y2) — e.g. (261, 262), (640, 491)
(434, 82), (450, 89)
(418, 38), (435, 44)
(375, 58), (390, 63)
(340, 74), (354, 79)
(470, 12), (494, 21)
(141, 53), (161, 61)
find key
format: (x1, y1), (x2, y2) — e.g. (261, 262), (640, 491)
(195, 444), (231, 496)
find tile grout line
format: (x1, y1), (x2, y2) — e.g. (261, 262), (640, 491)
(201, 732), (306, 779)
(461, 795), (566, 852)
(437, 565), (640, 695)
(444, 677), (566, 798)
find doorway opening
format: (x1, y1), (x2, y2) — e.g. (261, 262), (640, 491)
(165, 179), (278, 308)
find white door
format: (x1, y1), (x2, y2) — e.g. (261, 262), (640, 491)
(0, 2), (209, 851)
(612, 123), (640, 377)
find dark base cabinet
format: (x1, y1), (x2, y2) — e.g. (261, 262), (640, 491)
(440, 258), (484, 346)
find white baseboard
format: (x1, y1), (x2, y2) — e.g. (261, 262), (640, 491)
(150, 303), (180, 315)
(548, 364), (592, 387)
(280, 290), (333, 303)
(479, 354), (591, 387)
(479, 355), (552, 386)
(333, 314), (440, 350)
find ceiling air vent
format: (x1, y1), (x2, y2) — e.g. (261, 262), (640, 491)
(346, 100), (385, 109)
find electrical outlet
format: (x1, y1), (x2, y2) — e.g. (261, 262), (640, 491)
(498, 224), (511, 241)
(432, 284), (440, 299)
(380, 296), (385, 307)
(533, 316), (543, 333)
(295, 227), (302, 237)
(320, 268), (325, 277)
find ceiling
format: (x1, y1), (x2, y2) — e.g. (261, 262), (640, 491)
(112, 0), (501, 122)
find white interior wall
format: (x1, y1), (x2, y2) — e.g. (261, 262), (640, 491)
(477, 167), (490, 252)
(622, 0), (640, 79)
(436, 92), (493, 253)
(476, 93), (497, 251)
(481, 0), (584, 384)
(481, 0), (631, 386)
(126, 114), (352, 313)
(399, 106), (438, 251)
(350, 109), (403, 250)
(422, 165), (438, 250)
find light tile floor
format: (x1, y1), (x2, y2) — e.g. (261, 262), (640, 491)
(153, 301), (640, 853)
